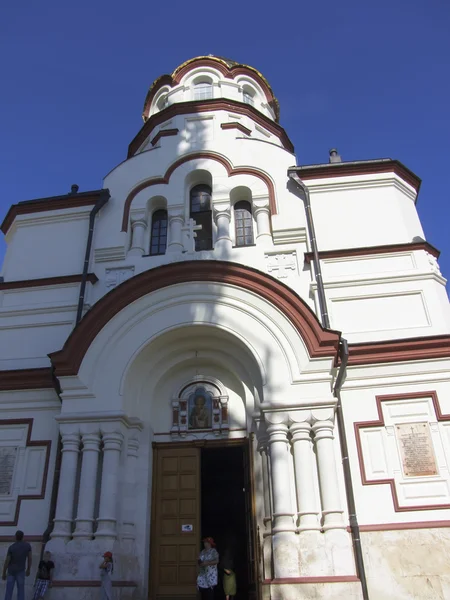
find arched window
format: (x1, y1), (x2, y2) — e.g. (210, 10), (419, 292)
(242, 86), (255, 106)
(156, 94), (168, 111)
(150, 209), (168, 255)
(190, 184), (212, 251)
(194, 81), (213, 101)
(234, 201), (254, 247)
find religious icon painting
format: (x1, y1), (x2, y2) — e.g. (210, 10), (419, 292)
(187, 386), (213, 430)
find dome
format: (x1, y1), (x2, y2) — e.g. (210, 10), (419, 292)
(142, 55), (280, 122)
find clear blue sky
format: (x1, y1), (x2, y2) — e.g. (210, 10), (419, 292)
(1, 0), (449, 290)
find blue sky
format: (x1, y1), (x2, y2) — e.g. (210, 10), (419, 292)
(1, 0), (449, 289)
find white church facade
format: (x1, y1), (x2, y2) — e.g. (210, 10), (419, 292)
(0, 55), (450, 600)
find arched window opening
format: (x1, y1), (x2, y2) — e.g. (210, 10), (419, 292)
(156, 94), (168, 111)
(150, 209), (168, 255)
(190, 184), (213, 251)
(234, 201), (254, 247)
(242, 86), (255, 106)
(194, 81), (213, 101)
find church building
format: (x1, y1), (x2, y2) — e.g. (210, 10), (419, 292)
(1, 55), (450, 600)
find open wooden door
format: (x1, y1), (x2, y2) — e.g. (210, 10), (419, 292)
(243, 435), (261, 600)
(150, 445), (200, 600)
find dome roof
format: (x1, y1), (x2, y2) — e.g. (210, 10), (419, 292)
(142, 55), (280, 122)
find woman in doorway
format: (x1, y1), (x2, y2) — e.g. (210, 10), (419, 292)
(99, 551), (113, 600)
(197, 537), (219, 599)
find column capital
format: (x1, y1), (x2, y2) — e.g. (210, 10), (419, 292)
(290, 421), (312, 443)
(168, 209), (184, 221)
(213, 202), (231, 221)
(311, 406), (336, 424)
(130, 210), (147, 226)
(253, 198), (270, 214)
(267, 422), (289, 444)
(81, 432), (101, 453)
(312, 419), (335, 441)
(60, 432), (80, 452)
(102, 431), (124, 451)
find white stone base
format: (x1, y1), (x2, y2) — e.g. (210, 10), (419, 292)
(267, 581), (362, 600)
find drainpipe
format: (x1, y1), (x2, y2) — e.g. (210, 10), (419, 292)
(288, 169), (370, 600)
(76, 187), (110, 325)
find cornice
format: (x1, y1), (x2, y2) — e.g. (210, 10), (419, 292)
(294, 160), (421, 196)
(304, 241), (440, 263)
(346, 335), (450, 366)
(0, 273), (98, 291)
(128, 99), (294, 158)
(0, 368), (54, 391)
(1, 190), (108, 235)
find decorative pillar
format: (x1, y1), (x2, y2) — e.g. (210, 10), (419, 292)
(96, 431), (123, 539)
(129, 212), (147, 256)
(258, 435), (272, 529)
(167, 209), (184, 252)
(253, 199), (272, 246)
(51, 431), (80, 540)
(73, 431), (101, 539)
(266, 416), (299, 578)
(121, 434), (140, 541)
(290, 422), (321, 531)
(312, 418), (345, 531)
(213, 203), (232, 251)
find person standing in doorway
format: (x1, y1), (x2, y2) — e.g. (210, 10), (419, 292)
(1, 530), (32, 600)
(32, 551), (54, 600)
(197, 537), (219, 599)
(99, 551), (113, 600)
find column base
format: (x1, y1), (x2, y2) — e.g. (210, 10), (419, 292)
(272, 531), (300, 578)
(51, 519), (73, 541)
(95, 519), (117, 540)
(73, 518), (95, 540)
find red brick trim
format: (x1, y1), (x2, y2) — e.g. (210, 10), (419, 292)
(304, 241), (440, 264)
(347, 335), (450, 366)
(0, 368), (54, 391)
(49, 261), (340, 377)
(52, 580), (137, 587)
(121, 151), (277, 231)
(221, 122), (252, 136)
(0, 419), (51, 526)
(263, 576), (359, 584)
(142, 57), (279, 121)
(355, 520), (450, 532)
(1, 192), (103, 235)
(0, 273), (98, 290)
(150, 128), (179, 147)
(129, 99), (293, 157)
(296, 159), (421, 193)
(354, 391), (450, 512)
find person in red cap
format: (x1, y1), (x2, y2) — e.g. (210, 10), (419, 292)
(99, 551), (113, 600)
(197, 538), (219, 599)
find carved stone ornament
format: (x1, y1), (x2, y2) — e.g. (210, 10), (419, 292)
(105, 266), (135, 289)
(265, 251), (298, 280)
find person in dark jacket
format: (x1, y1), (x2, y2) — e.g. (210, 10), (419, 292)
(1, 530), (32, 600)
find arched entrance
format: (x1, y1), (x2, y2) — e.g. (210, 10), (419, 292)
(49, 262), (340, 600)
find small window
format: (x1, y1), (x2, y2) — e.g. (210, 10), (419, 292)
(190, 185), (212, 251)
(194, 82), (213, 101)
(234, 201), (254, 247)
(243, 90), (254, 106)
(150, 209), (168, 255)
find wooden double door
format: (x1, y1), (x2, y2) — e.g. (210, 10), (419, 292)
(149, 440), (259, 600)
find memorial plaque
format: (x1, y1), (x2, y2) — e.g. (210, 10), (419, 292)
(0, 447), (17, 494)
(396, 422), (438, 477)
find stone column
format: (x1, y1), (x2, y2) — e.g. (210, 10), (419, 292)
(167, 209), (184, 252)
(253, 199), (272, 246)
(73, 431), (101, 539)
(258, 435), (272, 529)
(96, 431), (123, 539)
(266, 416), (299, 578)
(290, 421), (321, 532)
(213, 203), (232, 251)
(51, 431), (80, 540)
(129, 212), (147, 256)
(312, 418), (345, 531)
(121, 435), (140, 541)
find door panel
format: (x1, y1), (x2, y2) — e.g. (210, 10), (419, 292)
(151, 446), (200, 600)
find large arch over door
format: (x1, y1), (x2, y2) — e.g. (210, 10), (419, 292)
(49, 261), (341, 378)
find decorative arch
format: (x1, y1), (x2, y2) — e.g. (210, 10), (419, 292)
(121, 152), (277, 231)
(49, 261), (341, 377)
